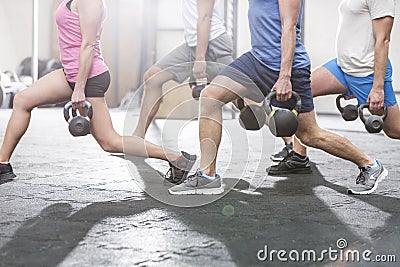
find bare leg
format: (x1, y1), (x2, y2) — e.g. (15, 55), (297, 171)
(293, 66), (348, 156)
(199, 76), (247, 176)
(296, 110), (374, 167)
(382, 104), (400, 139)
(281, 136), (293, 143)
(0, 69), (72, 162)
(133, 66), (175, 138)
(88, 97), (180, 162)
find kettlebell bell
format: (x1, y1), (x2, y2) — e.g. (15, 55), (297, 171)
(358, 103), (387, 133)
(237, 98), (267, 131)
(189, 75), (209, 100)
(336, 95), (358, 121)
(264, 91), (302, 137)
(63, 101), (93, 137)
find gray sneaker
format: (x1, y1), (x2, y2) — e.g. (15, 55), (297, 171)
(270, 143), (293, 161)
(347, 160), (388, 195)
(168, 170), (224, 195)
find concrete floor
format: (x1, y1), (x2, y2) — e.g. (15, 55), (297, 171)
(0, 107), (399, 266)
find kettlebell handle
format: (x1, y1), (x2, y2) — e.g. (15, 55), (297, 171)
(265, 91), (302, 115)
(335, 95), (345, 113)
(189, 74), (210, 88)
(63, 101), (93, 122)
(236, 98), (246, 112)
(358, 103), (388, 123)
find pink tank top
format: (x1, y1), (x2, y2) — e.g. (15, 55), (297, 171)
(55, 0), (108, 82)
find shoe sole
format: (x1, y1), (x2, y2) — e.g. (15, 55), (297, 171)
(347, 168), (388, 195)
(0, 172), (16, 181)
(268, 167), (312, 175)
(168, 186), (224, 195)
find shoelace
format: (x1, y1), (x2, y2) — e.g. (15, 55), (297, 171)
(356, 166), (371, 184)
(278, 151), (295, 165)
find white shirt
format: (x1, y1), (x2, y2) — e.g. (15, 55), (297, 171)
(182, 0), (226, 47)
(336, 0), (395, 77)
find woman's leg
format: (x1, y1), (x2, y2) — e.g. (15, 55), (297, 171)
(0, 69), (72, 161)
(87, 97), (181, 161)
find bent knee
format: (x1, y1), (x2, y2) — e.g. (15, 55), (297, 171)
(200, 86), (227, 102)
(384, 128), (400, 140)
(143, 66), (163, 83)
(97, 138), (121, 153)
(12, 92), (34, 111)
(296, 128), (325, 148)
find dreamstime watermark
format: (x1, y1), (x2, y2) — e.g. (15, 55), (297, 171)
(257, 238), (397, 263)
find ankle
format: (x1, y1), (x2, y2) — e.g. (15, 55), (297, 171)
(200, 168), (216, 177)
(293, 151), (307, 159)
(284, 141), (293, 149)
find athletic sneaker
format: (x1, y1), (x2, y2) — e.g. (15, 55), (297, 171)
(268, 151), (312, 175)
(0, 163), (16, 181)
(347, 160), (388, 195)
(168, 170), (223, 195)
(164, 151), (197, 185)
(270, 142), (293, 161)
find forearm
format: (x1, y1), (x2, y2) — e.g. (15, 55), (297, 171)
(372, 40), (389, 90)
(75, 42), (95, 92)
(196, 15), (211, 60)
(279, 24), (296, 79)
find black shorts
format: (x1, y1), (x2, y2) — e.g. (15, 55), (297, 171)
(67, 71), (110, 97)
(219, 52), (314, 113)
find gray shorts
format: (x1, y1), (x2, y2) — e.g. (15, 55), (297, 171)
(156, 32), (233, 83)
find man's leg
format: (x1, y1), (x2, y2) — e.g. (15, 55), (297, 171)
(168, 75), (247, 195)
(199, 76), (248, 176)
(270, 66), (349, 174)
(133, 66), (175, 138)
(382, 104), (400, 139)
(296, 110), (374, 166)
(296, 110), (388, 194)
(294, 66), (348, 155)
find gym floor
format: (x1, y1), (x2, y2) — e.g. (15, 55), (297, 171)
(0, 108), (399, 266)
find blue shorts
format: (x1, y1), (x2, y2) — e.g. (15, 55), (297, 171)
(323, 59), (397, 107)
(219, 52), (314, 113)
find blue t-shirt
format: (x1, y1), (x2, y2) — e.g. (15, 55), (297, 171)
(248, 0), (310, 71)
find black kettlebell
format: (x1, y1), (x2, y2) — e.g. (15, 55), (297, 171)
(63, 101), (93, 137)
(189, 75), (209, 100)
(336, 95), (358, 121)
(237, 98), (266, 131)
(358, 103), (387, 133)
(264, 91), (302, 137)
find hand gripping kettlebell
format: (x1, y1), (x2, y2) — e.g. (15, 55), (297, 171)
(237, 98), (267, 131)
(264, 91), (302, 137)
(336, 95), (358, 121)
(63, 101), (93, 137)
(189, 75), (209, 100)
(358, 103), (387, 133)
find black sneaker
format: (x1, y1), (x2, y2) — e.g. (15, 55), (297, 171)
(268, 151), (312, 175)
(164, 151), (197, 184)
(270, 142), (293, 161)
(0, 163), (16, 181)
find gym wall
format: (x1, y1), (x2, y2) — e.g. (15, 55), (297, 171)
(0, 0), (143, 108)
(0, 0), (399, 111)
